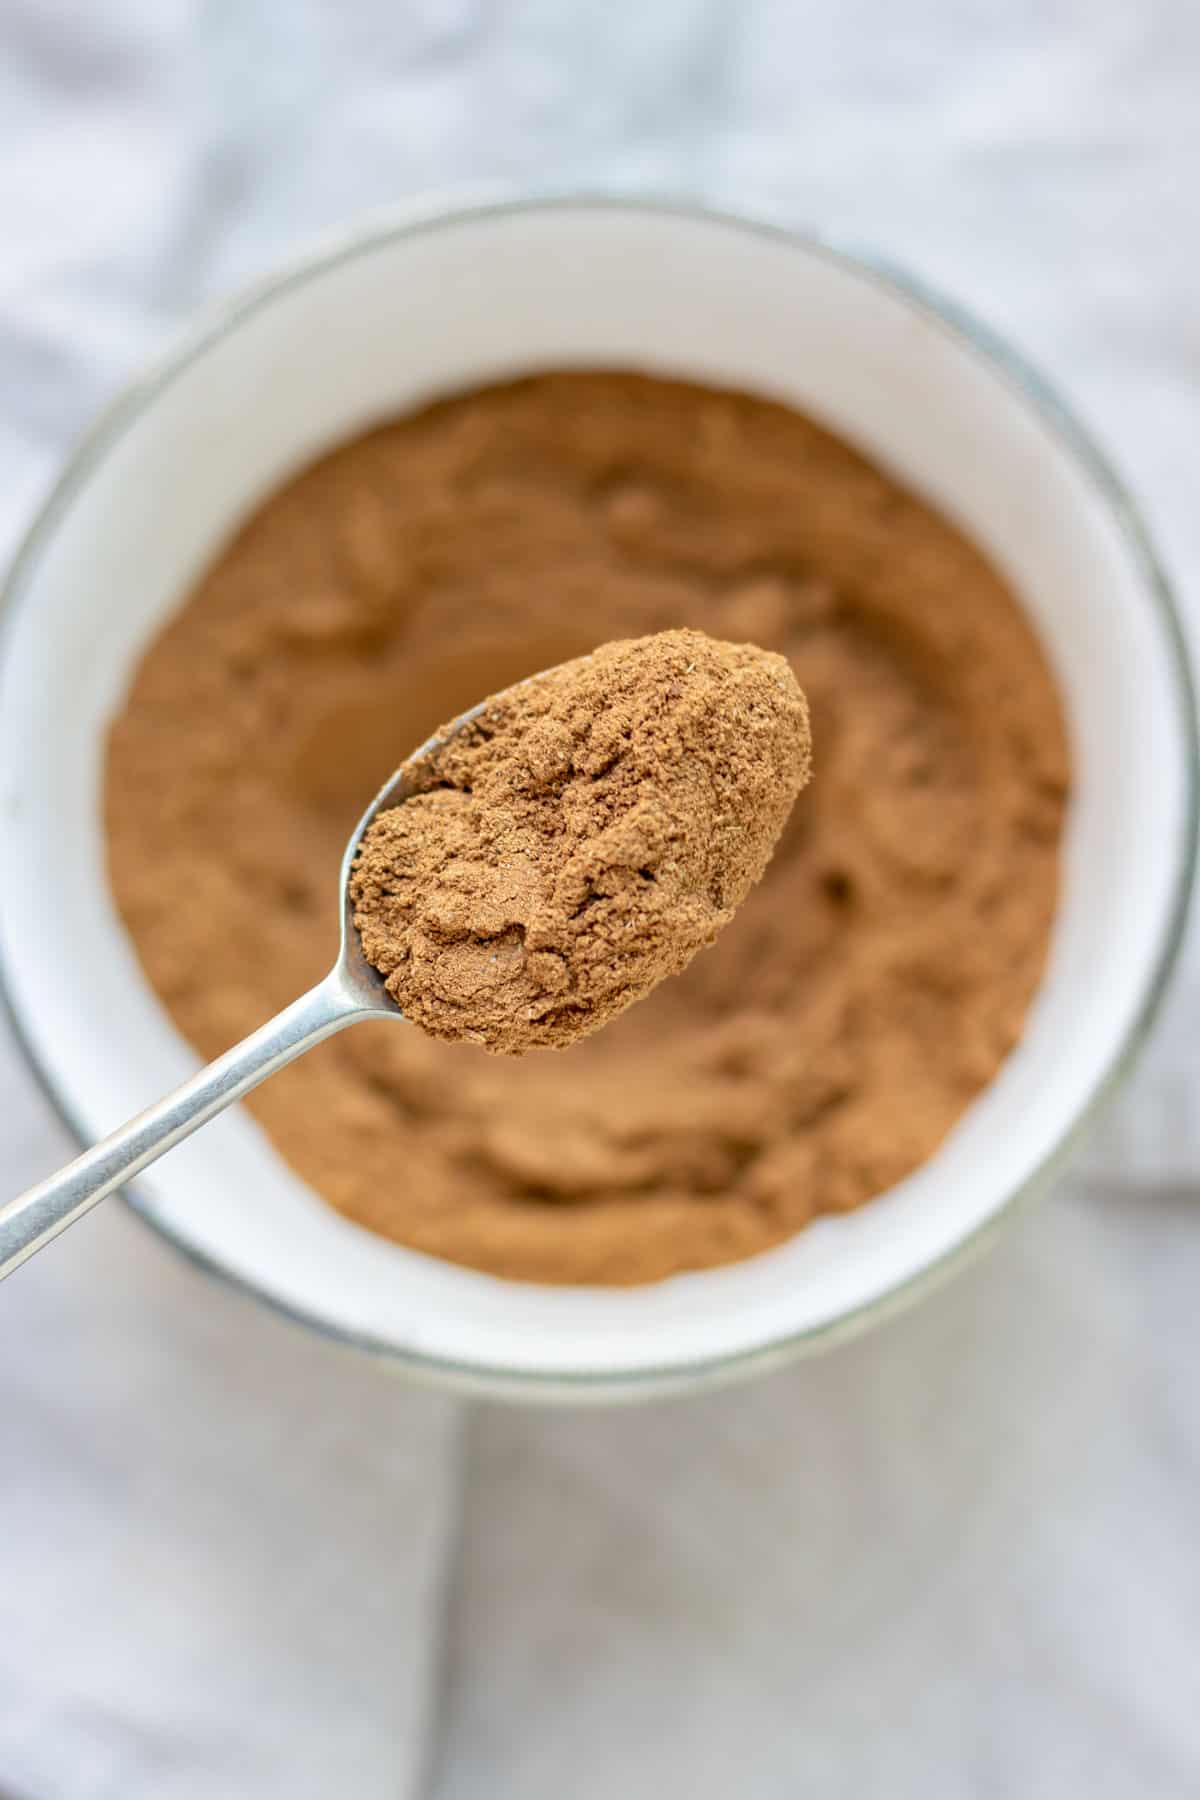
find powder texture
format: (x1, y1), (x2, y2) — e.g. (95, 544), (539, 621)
(105, 372), (1068, 1285)
(351, 630), (811, 1053)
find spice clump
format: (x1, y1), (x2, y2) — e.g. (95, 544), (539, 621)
(350, 628), (811, 1053)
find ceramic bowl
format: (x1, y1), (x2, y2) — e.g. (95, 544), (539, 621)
(1, 197), (1194, 1400)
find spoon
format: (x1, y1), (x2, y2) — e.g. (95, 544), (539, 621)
(0, 698), (491, 1280)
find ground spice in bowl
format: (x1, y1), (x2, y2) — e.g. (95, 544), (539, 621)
(105, 372), (1068, 1285)
(350, 629), (811, 1052)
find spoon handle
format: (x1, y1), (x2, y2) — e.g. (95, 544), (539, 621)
(0, 971), (362, 1280)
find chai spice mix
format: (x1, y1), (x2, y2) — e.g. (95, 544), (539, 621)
(351, 630), (811, 1053)
(106, 372), (1068, 1285)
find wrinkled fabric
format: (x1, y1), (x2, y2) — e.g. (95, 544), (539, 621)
(1, 2), (1198, 1796)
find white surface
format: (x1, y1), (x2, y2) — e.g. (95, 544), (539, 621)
(436, 1186), (1200, 1799)
(0, 205), (1190, 1388)
(1, 2), (1198, 1797)
(0, 1114), (462, 1800)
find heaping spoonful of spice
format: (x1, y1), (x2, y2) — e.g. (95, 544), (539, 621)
(0, 629), (811, 1278)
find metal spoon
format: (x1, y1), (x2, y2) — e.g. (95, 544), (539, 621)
(0, 699), (490, 1280)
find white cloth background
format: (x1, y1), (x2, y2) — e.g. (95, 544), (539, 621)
(1, 3), (1197, 1796)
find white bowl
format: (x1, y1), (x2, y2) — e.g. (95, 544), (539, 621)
(0, 197), (1194, 1401)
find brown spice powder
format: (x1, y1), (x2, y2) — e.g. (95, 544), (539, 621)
(351, 630), (811, 1053)
(105, 372), (1068, 1285)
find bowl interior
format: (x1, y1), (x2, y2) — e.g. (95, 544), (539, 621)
(0, 202), (1191, 1393)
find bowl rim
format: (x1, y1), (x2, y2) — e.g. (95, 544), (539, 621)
(2, 189), (1196, 1403)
